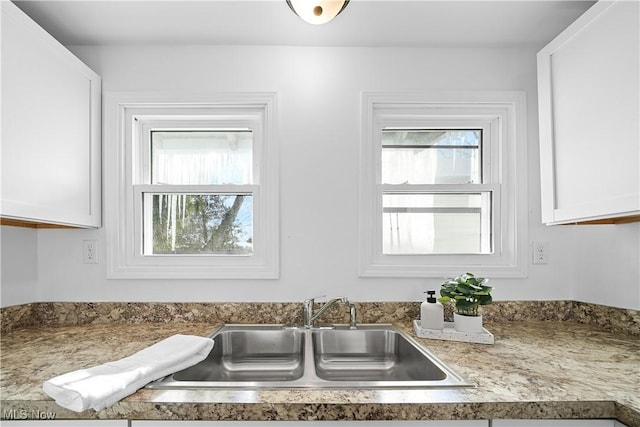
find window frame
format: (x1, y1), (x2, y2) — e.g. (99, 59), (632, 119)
(104, 93), (279, 279)
(359, 91), (527, 278)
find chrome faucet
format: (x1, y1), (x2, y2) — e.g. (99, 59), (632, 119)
(303, 296), (357, 329)
(347, 302), (357, 329)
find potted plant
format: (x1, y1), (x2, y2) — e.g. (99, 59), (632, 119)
(439, 272), (493, 333)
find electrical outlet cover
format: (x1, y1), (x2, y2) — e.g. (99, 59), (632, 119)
(83, 240), (98, 264)
(532, 241), (548, 264)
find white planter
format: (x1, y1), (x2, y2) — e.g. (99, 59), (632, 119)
(454, 313), (484, 334)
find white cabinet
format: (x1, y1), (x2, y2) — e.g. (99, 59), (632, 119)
(493, 420), (622, 427)
(0, 1), (101, 228)
(131, 422), (487, 427)
(537, 0), (639, 225)
(1, 421), (126, 427)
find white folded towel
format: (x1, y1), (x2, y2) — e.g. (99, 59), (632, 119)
(43, 334), (214, 412)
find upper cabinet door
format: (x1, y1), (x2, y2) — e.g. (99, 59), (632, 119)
(1, 2), (101, 228)
(537, 0), (639, 225)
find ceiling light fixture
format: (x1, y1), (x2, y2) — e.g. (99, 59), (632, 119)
(286, 0), (350, 25)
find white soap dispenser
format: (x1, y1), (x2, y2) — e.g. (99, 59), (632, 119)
(420, 290), (444, 330)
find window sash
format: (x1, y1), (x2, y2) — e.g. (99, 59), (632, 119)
(381, 189), (493, 255)
(378, 184), (497, 256)
(376, 123), (495, 187)
(150, 129), (254, 186)
(143, 192), (254, 256)
(136, 117), (263, 187)
(134, 184), (258, 258)
(381, 128), (483, 185)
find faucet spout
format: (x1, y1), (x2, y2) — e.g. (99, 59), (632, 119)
(303, 296), (351, 328)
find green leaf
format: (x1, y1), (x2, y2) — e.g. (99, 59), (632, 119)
(478, 295), (493, 305)
(440, 272), (493, 311)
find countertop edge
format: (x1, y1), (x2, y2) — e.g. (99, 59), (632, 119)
(0, 399), (635, 424)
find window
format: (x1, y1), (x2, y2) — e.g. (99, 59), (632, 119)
(382, 129), (493, 255)
(104, 93), (278, 279)
(359, 92), (527, 278)
(140, 130), (254, 256)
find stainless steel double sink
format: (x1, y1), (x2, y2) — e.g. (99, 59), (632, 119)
(146, 324), (473, 390)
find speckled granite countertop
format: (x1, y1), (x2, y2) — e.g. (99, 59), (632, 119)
(2, 310), (639, 425)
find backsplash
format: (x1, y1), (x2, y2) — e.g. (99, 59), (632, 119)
(2, 300), (639, 336)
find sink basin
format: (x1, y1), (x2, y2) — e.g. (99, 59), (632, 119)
(173, 326), (305, 382)
(312, 329), (447, 382)
(146, 324), (473, 390)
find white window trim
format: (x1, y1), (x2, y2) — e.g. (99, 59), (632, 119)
(359, 91), (528, 278)
(103, 92), (279, 279)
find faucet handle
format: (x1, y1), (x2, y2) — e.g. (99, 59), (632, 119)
(304, 295), (326, 304)
(303, 295), (325, 326)
(348, 303), (357, 329)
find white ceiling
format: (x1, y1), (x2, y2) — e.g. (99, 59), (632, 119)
(13, 0), (596, 48)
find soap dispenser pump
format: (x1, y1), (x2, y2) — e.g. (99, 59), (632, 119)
(421, 290), (444, 330)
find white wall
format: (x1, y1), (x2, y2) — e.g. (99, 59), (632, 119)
(0, 226), (39, 305)
(571, 223), (640, 309)
(2, 45), (638, 309)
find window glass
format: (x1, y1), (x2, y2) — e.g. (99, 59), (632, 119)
(381, 129), (481, 185)
(381, 129), (489, 255)
(143, 193), (253, 255)
(382, 192), (491, 254)
(151, 130), (253, 185)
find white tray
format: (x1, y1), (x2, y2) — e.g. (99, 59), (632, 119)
(413, 319), (494, 344)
